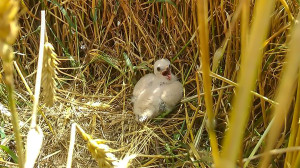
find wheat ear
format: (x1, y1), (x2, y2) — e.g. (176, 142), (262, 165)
(42, 42), (59, 106)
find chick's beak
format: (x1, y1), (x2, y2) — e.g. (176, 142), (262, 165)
(162, 67), (171, 80)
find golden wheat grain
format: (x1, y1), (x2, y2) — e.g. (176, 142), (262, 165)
(75, 124), (116, 168)
(75, 124), (135, 168)
(0, 0), (19, 45)
(42, 42), (59, 106)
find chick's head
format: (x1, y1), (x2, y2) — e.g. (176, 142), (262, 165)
(154, 58), (172, 80)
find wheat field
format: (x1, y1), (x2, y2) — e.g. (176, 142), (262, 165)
(0, 0), (300, 167)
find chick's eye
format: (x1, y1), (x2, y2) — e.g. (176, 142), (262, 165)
(157, 67), (161, 71)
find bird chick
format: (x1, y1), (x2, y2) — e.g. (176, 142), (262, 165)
(132, 58), (183, 122)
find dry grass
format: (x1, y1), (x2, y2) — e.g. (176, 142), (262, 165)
(0, 0), (300, 167)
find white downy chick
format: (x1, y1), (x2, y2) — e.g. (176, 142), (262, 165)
(132, 58), (183, 122)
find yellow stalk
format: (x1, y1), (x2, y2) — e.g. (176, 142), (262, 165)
(259, 13), (300, 168)
(293, 118), (300, 165)
(219, 0), (276, 167)
(292, 93), (300, 164)
(295, 147), (300, 167)
(284, 67), (300, 167)
(278, 0), (294, 22)
(209, 71), (278, 105)
(241, 0), (249, 57)
(13, 61), (33, 98)
(0, 0), (24, 167)
(1, 44), (24, 168)
(196, 0), (220, 164)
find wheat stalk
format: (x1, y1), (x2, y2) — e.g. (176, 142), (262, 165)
(196, 0), (220, 164)
(0, 0), (24, 167)
(259, 12), (300, 168)
(219, 0), (276, 167)
(24, 10), (46, 168)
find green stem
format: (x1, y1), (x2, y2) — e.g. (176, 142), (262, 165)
(6, 74), (24, 168)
